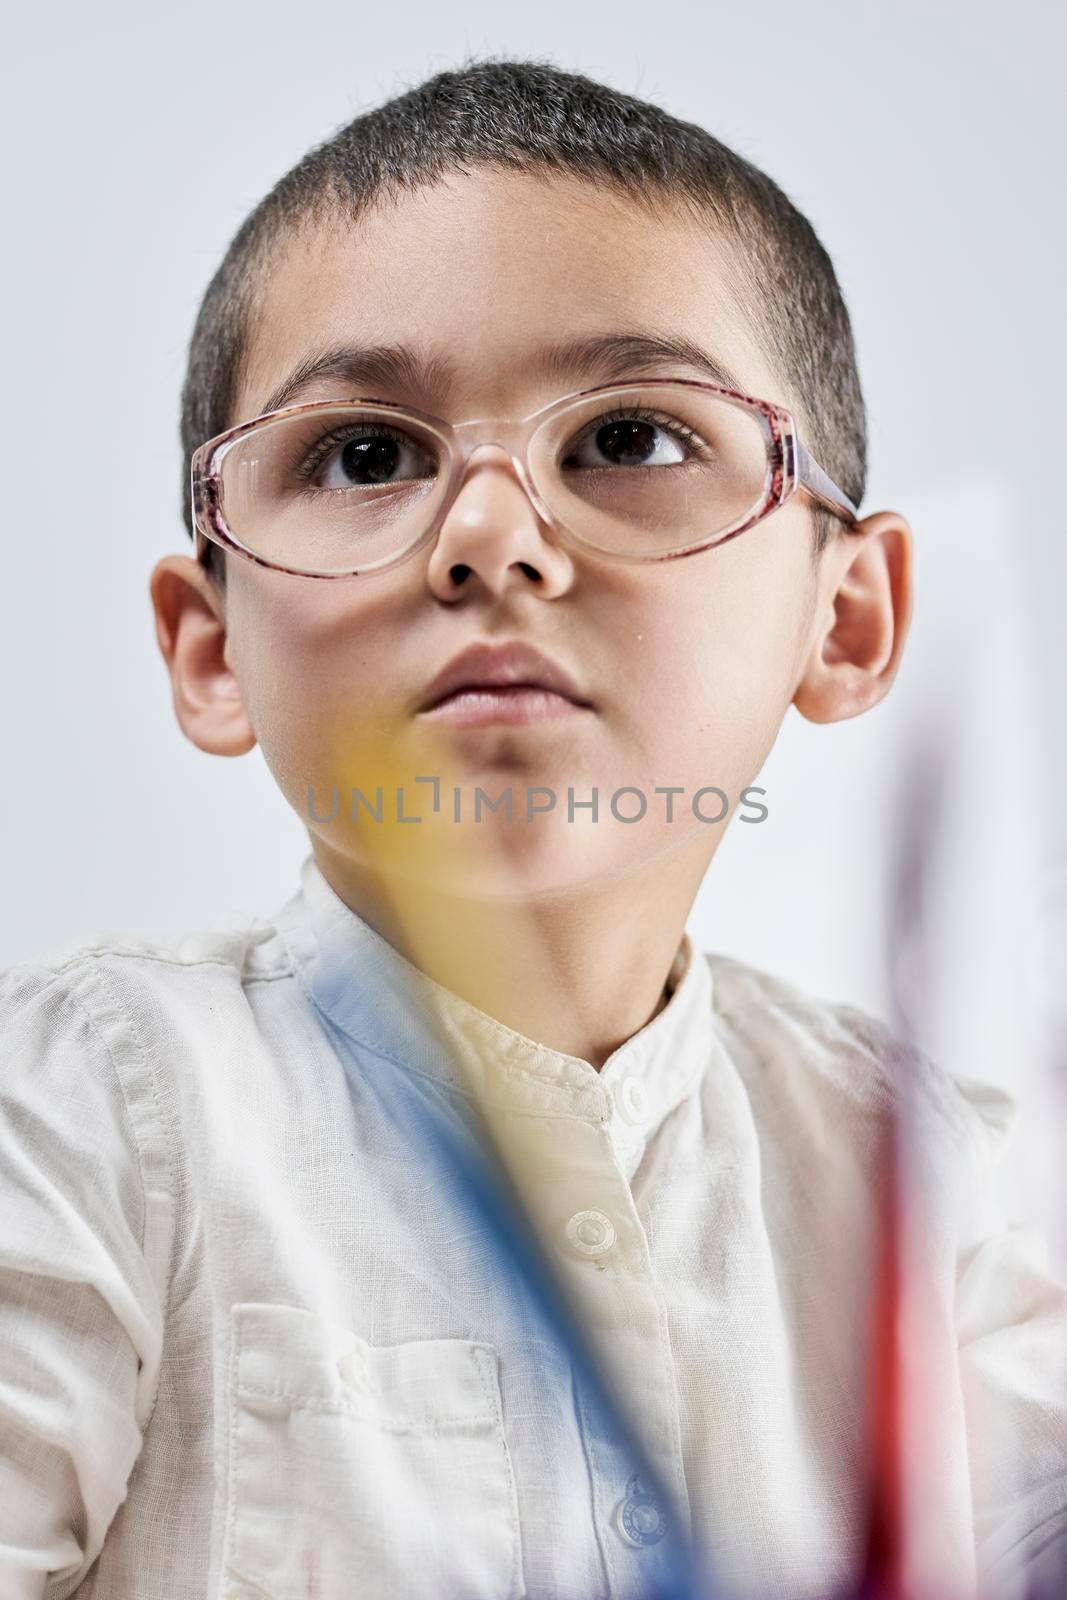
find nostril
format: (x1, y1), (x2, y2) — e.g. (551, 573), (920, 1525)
(447, 560), (541, 587)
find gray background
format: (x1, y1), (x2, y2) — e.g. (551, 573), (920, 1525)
(3, 3), (1064, 1256)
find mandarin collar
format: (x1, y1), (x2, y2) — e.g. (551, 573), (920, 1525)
(275, 853), (714, 1135)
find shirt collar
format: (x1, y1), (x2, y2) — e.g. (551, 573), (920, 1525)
(275, 853), (714, 1139)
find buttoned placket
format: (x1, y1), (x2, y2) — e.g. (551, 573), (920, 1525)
(476, 1074), (694, 1596)
(277, 855), (711, 1600)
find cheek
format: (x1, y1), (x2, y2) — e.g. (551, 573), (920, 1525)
(617, 558), (806, 780)
(224, 577), (406, 792)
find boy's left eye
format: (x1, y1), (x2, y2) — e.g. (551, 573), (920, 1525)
(562, 415), (691, 470)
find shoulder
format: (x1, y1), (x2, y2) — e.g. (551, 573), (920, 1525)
(13, 909), (293, 987)
(0, 914), (294, 1154)
(703, 949), (1017, 1164)
(2, 912), (293, 1028)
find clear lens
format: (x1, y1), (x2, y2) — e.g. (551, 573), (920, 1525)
(208, 388), (773, 574)
(214, 405), (450, 574)
(531, 386), (771, 556)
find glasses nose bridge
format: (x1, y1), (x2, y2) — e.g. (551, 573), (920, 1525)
(446, 414), (541, 500)
(450, 412), (529, 455)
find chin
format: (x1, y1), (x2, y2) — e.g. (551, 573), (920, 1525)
(368, 812), (688, 903)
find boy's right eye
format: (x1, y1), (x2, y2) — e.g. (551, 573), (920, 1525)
(296, 424), (439, 490)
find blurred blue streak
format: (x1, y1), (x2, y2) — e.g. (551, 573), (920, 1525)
(316, 982), (714, 1600)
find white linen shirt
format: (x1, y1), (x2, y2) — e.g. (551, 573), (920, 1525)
(1, 853), (1065, 1600)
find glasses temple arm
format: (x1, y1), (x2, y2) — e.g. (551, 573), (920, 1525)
(794, 439), (860, 526)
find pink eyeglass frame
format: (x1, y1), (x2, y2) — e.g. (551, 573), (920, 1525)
(190, 377), (861, 580)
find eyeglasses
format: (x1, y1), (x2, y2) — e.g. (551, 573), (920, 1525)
(191, 379), (859, 580)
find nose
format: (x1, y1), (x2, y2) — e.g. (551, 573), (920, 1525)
(424, 444), (576, 602)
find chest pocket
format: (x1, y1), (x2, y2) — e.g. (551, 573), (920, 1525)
(220, 1303), (525, 1600)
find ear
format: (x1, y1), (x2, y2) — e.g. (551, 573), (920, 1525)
(149, 555), (257, 756)
(792, 510), (914, 724)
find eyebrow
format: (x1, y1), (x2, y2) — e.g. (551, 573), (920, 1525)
(254, 330), (745, 417)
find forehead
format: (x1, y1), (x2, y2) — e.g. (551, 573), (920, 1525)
(235, 168), (785, 423)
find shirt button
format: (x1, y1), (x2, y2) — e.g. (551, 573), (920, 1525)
(338, 1349), (369, 1391)
(565, 1208), (617, 1257)
(615, 1484), (668, 1547)
(617, 1076), (649, 1124)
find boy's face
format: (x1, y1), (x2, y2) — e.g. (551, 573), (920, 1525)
(156, 169), (908, 903)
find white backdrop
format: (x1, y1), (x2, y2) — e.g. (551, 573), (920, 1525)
(3, 3), (1064, 1263)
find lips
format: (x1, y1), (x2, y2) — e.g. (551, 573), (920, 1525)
(418, 641), (592, 712)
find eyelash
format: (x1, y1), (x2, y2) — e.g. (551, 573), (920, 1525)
(290, 405), (708, 486)
(293, 424), (415, 483)
(565, 407), (706, 462)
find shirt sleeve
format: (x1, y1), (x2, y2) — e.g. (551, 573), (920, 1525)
(950, 1074), (1067, 1593)
(0, 960), (172, 1599)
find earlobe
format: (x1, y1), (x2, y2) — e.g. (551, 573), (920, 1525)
(149, 556), (257, 756)
(792, 510), (913, 725)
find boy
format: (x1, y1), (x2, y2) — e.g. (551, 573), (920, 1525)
(2, 59), (1064, 1600)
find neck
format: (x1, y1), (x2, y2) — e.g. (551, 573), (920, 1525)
(310, 837), (702, 1070)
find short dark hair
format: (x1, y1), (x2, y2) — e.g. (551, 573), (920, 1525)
(181, 58), (867, 588)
